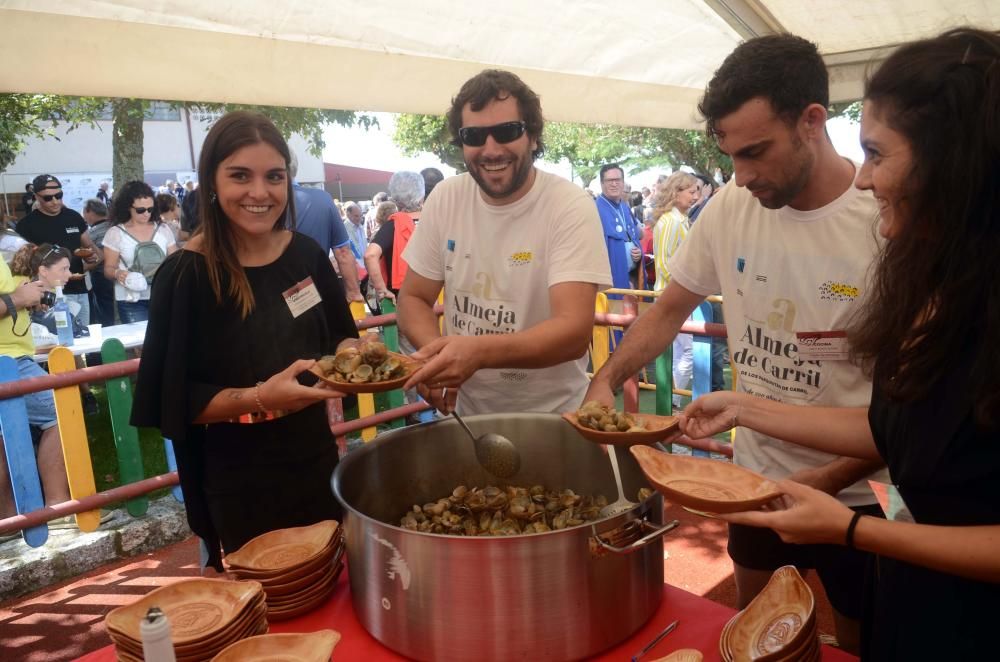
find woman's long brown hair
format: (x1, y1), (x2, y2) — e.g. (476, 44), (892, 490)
(848, 28), (1000, 426)
(194, 111), (295, 318)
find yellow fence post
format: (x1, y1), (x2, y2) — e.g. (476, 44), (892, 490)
(591, 292), (610, 373)
(47, 347), (101, 532)
(350, 301), (378, 442)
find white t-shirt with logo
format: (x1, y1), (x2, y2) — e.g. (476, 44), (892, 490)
(669, 165), (890, 506)
(403, 170), (612, 415)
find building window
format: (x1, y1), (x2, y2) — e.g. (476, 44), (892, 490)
(189, 108), (224, 124)
(89, 101), (181, 121)
(146, 101), (181, 121)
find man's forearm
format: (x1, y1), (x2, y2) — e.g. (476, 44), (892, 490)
(333, 246), (362, 300)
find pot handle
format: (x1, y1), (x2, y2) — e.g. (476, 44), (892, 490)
(591, 519), (679, 555)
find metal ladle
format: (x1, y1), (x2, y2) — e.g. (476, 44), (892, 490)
(451, 411), (521, 479)
(601, 445), (636, 517)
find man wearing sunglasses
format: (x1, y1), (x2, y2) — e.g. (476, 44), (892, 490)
(398, 69), (611, 415)
(15, 175), (101, 326)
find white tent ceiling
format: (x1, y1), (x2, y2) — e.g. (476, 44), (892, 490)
(1, 1), (997, 129)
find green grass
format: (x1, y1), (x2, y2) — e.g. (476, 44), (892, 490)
(85, 385), (171, 501)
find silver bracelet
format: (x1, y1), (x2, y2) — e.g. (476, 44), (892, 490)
(253, 381), (266, 413)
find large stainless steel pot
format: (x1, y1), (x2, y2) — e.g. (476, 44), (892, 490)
(332, 413), (677, 661)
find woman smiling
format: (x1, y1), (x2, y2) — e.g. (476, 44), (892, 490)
(131, 111), (359, 571)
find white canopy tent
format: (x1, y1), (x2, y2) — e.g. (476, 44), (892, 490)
(1, 1), (997, 129)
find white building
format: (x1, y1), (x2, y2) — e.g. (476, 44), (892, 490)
(1, 104), (326, 216)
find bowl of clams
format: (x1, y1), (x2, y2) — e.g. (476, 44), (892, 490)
(311, 334), (418, 393)
(562, 401), (680, 446)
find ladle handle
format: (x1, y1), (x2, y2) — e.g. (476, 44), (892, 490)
(451, 411), (477, 441)
(606, 445), (628, 502)
(593, 519), (680, 555)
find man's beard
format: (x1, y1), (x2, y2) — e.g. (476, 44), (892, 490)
(467, 154), (534, 201)
(756, 140), (813, 210)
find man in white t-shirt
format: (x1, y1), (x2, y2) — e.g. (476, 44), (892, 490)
(398, 69), (611, 415)
(585, 35), (886, 654)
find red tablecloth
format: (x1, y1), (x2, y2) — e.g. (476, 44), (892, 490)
(77, 569), (857, 661)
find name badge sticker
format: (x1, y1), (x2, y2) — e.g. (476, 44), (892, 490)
(283, 276), (322, 318)
(796, 330), (849, 361)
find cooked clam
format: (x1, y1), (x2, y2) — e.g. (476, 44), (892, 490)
(400, 484), (609, 537)
(315, 337), (408, 384)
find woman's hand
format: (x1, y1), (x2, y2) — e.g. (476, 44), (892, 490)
(679, 391), (747, 438)
(719, 479), (856, 546)
(258, 359), (345, 413)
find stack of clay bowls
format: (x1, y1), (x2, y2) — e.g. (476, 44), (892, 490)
(224, 520), (345, 621)
(105, 578), (267, 662)
(719, 566), (819, 662)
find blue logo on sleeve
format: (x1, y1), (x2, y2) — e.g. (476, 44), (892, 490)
(737, 257), (745, 273)
(447, 239), (455, 252)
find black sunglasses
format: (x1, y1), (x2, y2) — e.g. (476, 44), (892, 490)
(39, 191), (64, 202)
(132, 206), (153, 215)
(458, 121), (527, 147)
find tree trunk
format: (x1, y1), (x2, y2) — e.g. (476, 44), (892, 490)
(112, 99), (144, 192)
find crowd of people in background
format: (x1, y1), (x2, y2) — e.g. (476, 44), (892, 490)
(0, 23), (995, 661)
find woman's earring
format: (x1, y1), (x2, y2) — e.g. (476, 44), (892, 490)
(209, 192), (217, 204)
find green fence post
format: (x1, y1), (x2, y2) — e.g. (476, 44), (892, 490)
(101, 339), (148, 517)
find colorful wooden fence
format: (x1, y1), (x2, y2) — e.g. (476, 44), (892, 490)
(1, 301), (728, 546)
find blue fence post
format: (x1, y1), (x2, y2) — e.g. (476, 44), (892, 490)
(690, 301), (714, 458)
(162, 439), (184, 503)
(0, 356), (48, 547)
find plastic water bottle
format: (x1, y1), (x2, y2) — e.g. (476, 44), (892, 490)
(52, 284), (74, 347)
(140, 606), (177, 662)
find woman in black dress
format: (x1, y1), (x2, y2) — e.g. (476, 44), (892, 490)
(680, 28), (1000, 660)
(132, 111), (358, 570)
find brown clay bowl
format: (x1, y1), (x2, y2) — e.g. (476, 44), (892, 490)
(211, 629), (341, 662)
(310, 351), (420, 394)
(110, 596), (266, 657)
(224, 520), (339, 571)
(228, 534), (342, 582)
(653, 649), (704, 661)
(105, 578), (263, 646)
(266, 564), (343, 622)
(725, 566), (816, 661)
(562, 412), (680, 446)
(260, 542), (345, 598)
(630, 446), (782, 514)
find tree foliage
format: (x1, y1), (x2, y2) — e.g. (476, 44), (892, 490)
(830, 100), (862, 124)
(1, 93), (375, 183)
(543, 123), (639, 187)
(392, 114), (466, 172)
(0, 94), (105, 173)
(194, 103), (377, 158)
(391, 113), (732, 187)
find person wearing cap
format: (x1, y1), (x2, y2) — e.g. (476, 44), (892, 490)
(16, 175), (101, 326)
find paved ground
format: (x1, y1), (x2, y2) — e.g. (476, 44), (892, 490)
(0, 502), (837, 662)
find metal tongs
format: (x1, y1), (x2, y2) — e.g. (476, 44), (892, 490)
(631, 619), (679, 661)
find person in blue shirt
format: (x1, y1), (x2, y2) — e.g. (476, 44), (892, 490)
(595, 163), (642, 295)
(288, 153), (362, 303)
